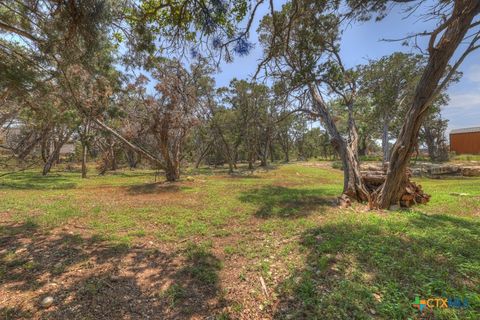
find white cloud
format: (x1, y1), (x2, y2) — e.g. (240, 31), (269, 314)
(444, 93), (480, 112)
(466, 64), (480, 83)
(441, 64), (480, 132)
(443, 92), (480, 133)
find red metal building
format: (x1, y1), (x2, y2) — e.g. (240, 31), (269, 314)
(450, 127), (480, 154)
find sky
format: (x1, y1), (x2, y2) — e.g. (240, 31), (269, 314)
(213, 0), (480, 134)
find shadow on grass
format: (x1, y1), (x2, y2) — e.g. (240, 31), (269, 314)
(0, 222), (227, 319)
(273, 213), (480, 319)
(0, 173), (77, 190)
(126, 182), (183, 195)
(186, 164), (278, 177)
(239, 186), (337, 218)
(227, 173), (263, 179)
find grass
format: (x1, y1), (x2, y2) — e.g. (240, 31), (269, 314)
(451, 154), (480, 162)
(0, 163), (479, 319)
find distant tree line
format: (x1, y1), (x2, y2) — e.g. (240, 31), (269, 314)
(1, 0), (478, 208)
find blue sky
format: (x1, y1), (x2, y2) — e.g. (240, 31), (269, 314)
(214, 1), (480, 134)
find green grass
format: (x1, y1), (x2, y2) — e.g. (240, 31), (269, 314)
(451, 154), (480, 162)
(277, 211), (479, 319)
(0, 163), (479, 319)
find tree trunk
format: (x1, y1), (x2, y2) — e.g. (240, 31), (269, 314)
(248, 150), (254, 170)
(81, 142), (88, 178)
(338, 140), (369, 202)
(378, 1), (479, 208)
(41, 138), (49, 163)
(260, 156), (267, 167)
(259, 146), (268, 166)
(109, 142), (117, 171)
(43, 132), (71, 176)
(269, 143), (275, 162)
(195, 144), (211, 168)
(206, 100), (235, 173)
(422, 126), (438, 162)
(259, 128), (271, 167)
(165, 163), (180, 182)
(278, 132), (290, 163)
(309, 84), (369, 202)
(297, 139), (305, 161)
(165, 147), (181, 181)
(125, 150), (139, 169)
(81, 122), (90, 178)
(382, 118), (390, 165)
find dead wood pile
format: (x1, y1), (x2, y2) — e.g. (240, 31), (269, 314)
(361, 164), (430, 208)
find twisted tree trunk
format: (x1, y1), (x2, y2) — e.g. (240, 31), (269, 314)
(309, 84), (369, 202)
(377, 1), (480, 208)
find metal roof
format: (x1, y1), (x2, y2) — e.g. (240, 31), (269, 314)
(450, 127), (480, 135)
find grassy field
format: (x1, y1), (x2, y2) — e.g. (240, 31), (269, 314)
(0, 163), (479, 319)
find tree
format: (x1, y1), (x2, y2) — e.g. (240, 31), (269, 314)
(359, 53), (423, 163)
(275, 112), (296, 162)
(419, 104), (450, 163)
(120, 59), (202, 181)
(258, 1), (370, 202)
(226, 80), (272, 169)
(257, 0), (479, 207)
(204, 92), (240, 172)
(372, 0), (480, 208)
(0, 0), (261, 172)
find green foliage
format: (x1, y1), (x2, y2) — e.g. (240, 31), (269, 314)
(129, 0), (251, 62)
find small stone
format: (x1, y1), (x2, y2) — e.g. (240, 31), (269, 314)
(370, 308), (376, 315)
(185, 176), (194, 182)
(41, 296), (54, 308)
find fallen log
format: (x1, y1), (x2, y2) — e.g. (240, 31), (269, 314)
(362, 174), (386, 185)
(361, 165), (430, 208)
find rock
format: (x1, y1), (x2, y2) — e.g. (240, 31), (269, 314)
(373, 293), (382, 302)
(41, 296), (54, 309)
(370, 308), (376, 315)
(411, 168), (426, 177)
(389, 204), (400, 211)
(461, 166), (480, 177)
(428, 165), (459, 175)
(185, 176), (195, 182)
